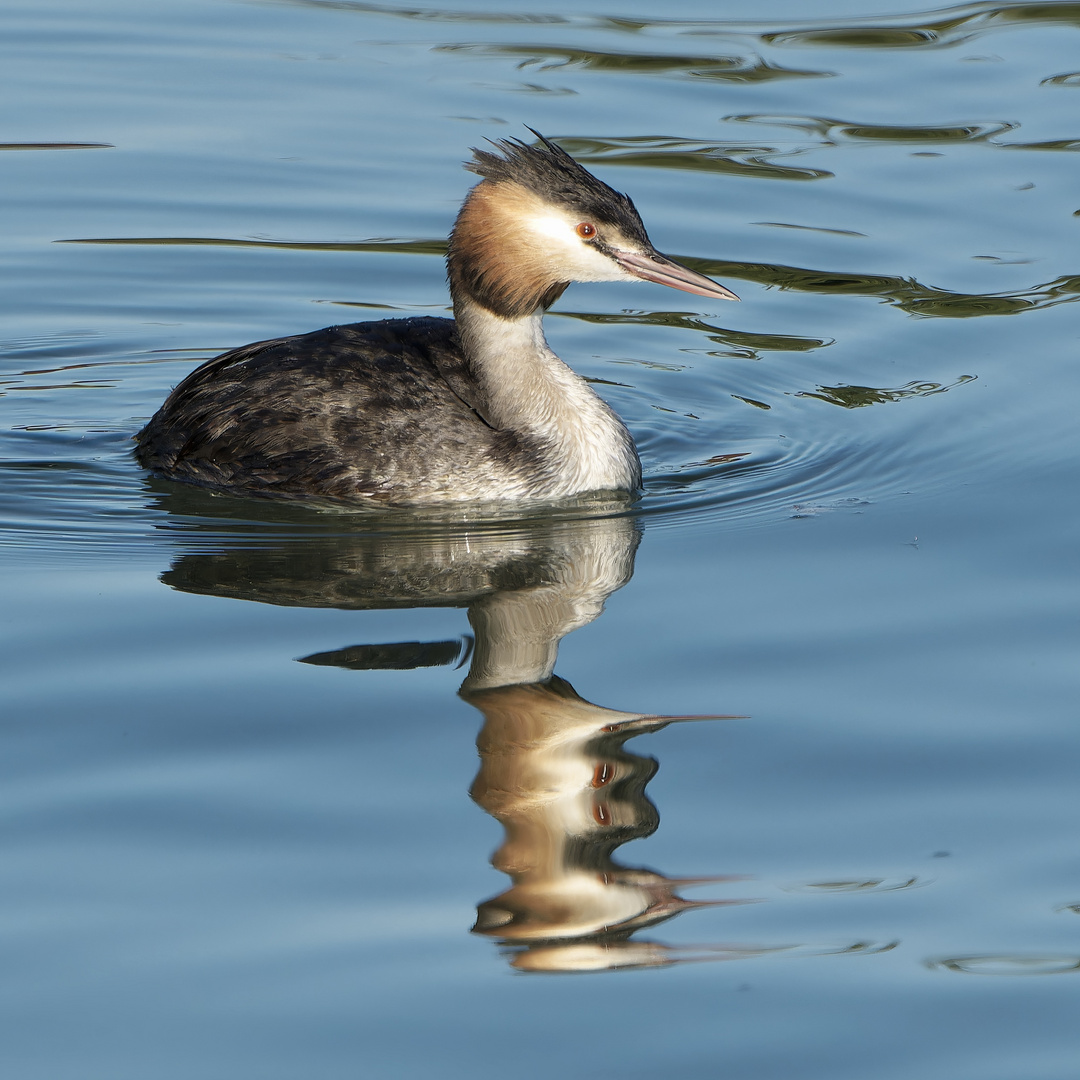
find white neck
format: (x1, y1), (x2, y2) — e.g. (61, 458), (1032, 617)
(455, 300), (641, 498)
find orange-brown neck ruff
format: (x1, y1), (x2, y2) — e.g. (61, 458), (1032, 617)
(448, 180), (569, 320)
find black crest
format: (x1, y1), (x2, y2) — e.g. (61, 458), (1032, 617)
(466, 129), (648, 241)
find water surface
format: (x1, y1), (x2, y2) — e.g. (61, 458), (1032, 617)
(2, 1), (1080, 1077)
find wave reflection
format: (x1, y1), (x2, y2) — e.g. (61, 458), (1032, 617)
(927, 954), (1080, 976)
(279, 0), (1080, 47)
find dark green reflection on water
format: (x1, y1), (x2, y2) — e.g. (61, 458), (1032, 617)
(691, 259), (1080, 318)
(727, 114), (1016, 144)
(554, 134), (831, 181)
(1041, 71), (1080, 86)
(279, 0), (1080, 45)
(926, 954), (1080, 976)
(59, 236), (448, 256)
(558, 309), (832, 359)
(765, 27), (942, 48)
(797, 375), (976, 409)
(1001, 138), (1080, 152)
(438, 43), (829, 85)
(0, 142), (114, 151)
(761, 2), (1080, 50)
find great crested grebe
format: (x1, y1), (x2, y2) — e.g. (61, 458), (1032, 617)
(136, 131), (739, 504)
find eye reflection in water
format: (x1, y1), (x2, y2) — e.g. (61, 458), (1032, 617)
(151, 487), (871, 974)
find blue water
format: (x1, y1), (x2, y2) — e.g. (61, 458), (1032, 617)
(3, 1), (1080, 1076)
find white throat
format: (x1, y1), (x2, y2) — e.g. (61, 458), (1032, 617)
(455, 302), (641, 498)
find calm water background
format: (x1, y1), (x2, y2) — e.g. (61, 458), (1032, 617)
(3, 0), (1080, 1076)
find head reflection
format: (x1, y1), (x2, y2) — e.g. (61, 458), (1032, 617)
(152, 486), (739, 973)
(465, 677), (738, 972)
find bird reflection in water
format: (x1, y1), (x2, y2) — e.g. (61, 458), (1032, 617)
(153, 488), (746, 972)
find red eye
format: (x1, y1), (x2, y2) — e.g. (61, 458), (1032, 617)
(576, 222), (597, 239)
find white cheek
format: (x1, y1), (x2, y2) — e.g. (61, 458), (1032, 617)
(527, 214), (577, 244)
(525, 214), (638, 283)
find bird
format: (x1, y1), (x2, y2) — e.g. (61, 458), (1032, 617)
(135, 130), (739, 505)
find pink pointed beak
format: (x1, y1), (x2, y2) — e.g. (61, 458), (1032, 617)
(614, 248), (739, 302)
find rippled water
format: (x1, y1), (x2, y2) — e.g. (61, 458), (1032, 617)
(3, 1), (1080, 1077)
